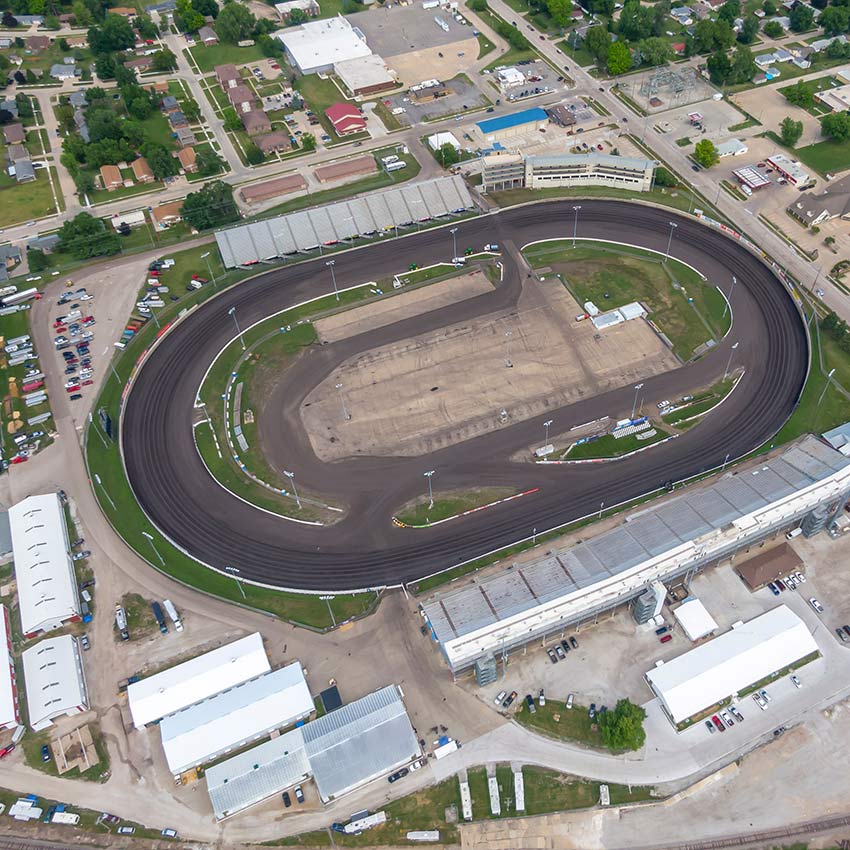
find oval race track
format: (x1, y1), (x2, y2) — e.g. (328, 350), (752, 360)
(122, 200), (808, 591)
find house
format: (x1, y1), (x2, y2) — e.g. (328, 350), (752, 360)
(168, 110), (188, 128)
(7, 144), (28, 162)
(25, 36), (50, 53)
(109, 5), (137, 16)
(227, 85), (256, 112)
(787, 174), (850, 226)
(131, 157), (154, 183)
(198, 25), (218, 44)
(177, 146), (197, 172)
(68, 91), (87, 108)
(175, 127), (196, 147)
(215, 64), (241, 89)
(0, 99), (18, 119)
(67, 35), (88, 48)
(27, 233), (60, 253)
(74, 109), (90, 142)
(672, 41), (686, 55)
(255, 131), (292, 154)
(50, 63), (77, 80)
(324, 102), (366, 136)
(3, 124), (25, 145)
(274, 0), (319, 19)
(125, 55), (154, 73)
(0, 38), (10, 49)
(13, 160), (34, 183)
(150, 200), (183, 229)
(161, 95), (180, 112)
(148, 81), (169, 94)
(100, 164), (123, 191)
(242, 109), (271, 136)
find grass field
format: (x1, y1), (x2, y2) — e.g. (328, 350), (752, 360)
(559, 37), (596, 67)
(662, 376), (736, 426)
(524, 240), (731, 360)
(566, 427), (671, 460)
(187, 42), (266, 73)
(0, 169), (59, 226)
(514, 698), (606, 749)
(22, 722), (111, 783)
(792, 135), (850, 177)
(396, 487), (516, 525)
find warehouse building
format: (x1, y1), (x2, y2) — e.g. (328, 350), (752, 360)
(159, 661), (313, 775)
(206, 685), (419, 819)
(476, 107), (548, 142)
(240, 174), (307, 205)
(128, 633), (270, 729)
(421, 436), (850, 676)
(715, 138), (748, 158)
(646, 606), (818, 726)
(0, 604), (21, 730)
(335, 55), (396, 97)
(215, 176), (474, 267)
(22, 635), (88, 730)
(276, 17), (372, 75)
(10, 493), (81, 638)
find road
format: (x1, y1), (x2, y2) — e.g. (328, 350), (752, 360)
(121, 199), (807, 591)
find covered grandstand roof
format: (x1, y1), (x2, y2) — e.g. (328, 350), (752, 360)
(160, 661), (314, 775)
(214, 176), (474, 267)
(422, 437), (850, 669)
(128, 633), (270, 729)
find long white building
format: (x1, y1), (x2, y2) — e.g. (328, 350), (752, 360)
(22, 635), (88, 730)
(275, 16), (371, 75)
(159, 661), (314, 775)
(0, 604), (21, 730)
(10, 493), (80, 638)
(128, 633), (270, 729)
(646, 605), (818, 725)
(422, 437), (850, 675)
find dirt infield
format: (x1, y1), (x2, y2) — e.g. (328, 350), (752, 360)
(301, 275), (678, 460)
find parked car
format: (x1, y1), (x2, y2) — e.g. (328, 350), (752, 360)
(0, 744), (14, 758)
(569, 636), (578, 650)
(161, 829), (179, 838)
(388, 768), (409, 783)
(843, 624), (850, 639)
(776, 579), (786, 591)
(118, 827), (136, 835)
(759, 688), (771, 703)
(282, 791), (291, 808)
(560, 639), (570, 654)
(41, 744), (50, 762)
(809, 597), (825, 614)
(565, 693), (574, 710)
(711, 715), (725, 732)
(525, 694), (536, 714)
(655, 625), (668, 635)
(494, 690), (507, 705)
(547, 648), (558, 663)
(660, 634), (672, 644)
(836, 627), (847, 643)
(588, 703), (597, 720)
(538, 688), (545, 707)
(753, 692), (767, 710)
(767, 582), (780, 596)
(730, 706), (744, 722)
(705, 720), (715, 734)
(555, 644), (566, 659)
(720, 710), (734, 728)
(503, 690), (517, 708)
(80, 634), (90, 651)
(791, 675), (801, 688)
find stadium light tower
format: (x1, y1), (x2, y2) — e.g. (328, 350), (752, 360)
(424, 470), (435, 509)
(326, 259), (339, 301)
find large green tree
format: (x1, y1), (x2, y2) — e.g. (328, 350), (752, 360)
(215, 2), (256, 43)
(546, 0), (572, 28)
(789, 3), (814, 31)
(88, 13), (135, 52)
(584, 24), (611, 62)
(780, 116), (803, 147)
(638, 36), (671, 66)
(822, 111), (850, 142)
(606, 40), (631, 74)
(181, 181), (240, 230)
(598, 699), (646, 752)
(57, 212), (121, 259)
(694, 138), (719, 168)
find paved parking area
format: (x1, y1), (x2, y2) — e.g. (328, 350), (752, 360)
(655, 97), (748, 143)
(382, 73), (490, 124)
(480, 59), (566, 106)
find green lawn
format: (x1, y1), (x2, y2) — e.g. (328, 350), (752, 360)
(662, 377), (735, 425)
(484, 44), (538, 70)
(140, 111), (178, 149)
(120, 591), (159, 641)
(566, 428), (671, 460)
(295, 73), (352, 138)
(524, 240), (731, 360)
(369, 98), (405, 131)
(477, 31), (497, 59)
(187, 42), (266, 73)
(778, 75), (838, 118)
(514, 699), (606, 748)
(0, 169), (59, 226)
(22, 723), (111, 783)
(792, 136), (850, 177)
(395, 487), (516, 525)
(559, 37), (596, 68)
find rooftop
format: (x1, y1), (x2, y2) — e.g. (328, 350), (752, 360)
(276, 17), (371, 71)
(476, 107), (548, 135)
(21, 635), (87, 730)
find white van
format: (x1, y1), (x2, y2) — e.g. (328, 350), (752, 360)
(786, 527), (803, 540)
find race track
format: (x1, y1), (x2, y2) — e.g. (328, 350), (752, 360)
(122, 200), (808, 591)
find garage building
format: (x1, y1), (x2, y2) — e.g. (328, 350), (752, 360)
(206, 684), (420, 818)
(647, 606), (818, 726)
(335, 55), (396, 97)
(128, 633), (270, 729)
(22, 635), (88, 730)
(276, 17), (371, 75)
(672, 596), (718, 641)
(160, 661), (313, 775)
(10, 493), (81, 638)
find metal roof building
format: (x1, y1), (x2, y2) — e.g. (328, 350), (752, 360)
(21, 635), (88, 731)
(276, 17), (372, 75)
(672, 596), (718, 641)
(159, 661), (314, 775)
(646, 605), (818, 725)
(476, 107), (548, 139)
(422, 437), (850, 673)
(206, 684), (419, 819)
(128, 633), (270, 729)
(10, 494), (81, 638)
(0, 604), (21, 730)
(215, 176), (474, 268)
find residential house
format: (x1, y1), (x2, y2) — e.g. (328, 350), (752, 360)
(0, 245), (22, 266)
(274, 0), (319, 20)
(74, 109), (90, 142)
(6, 144), (28, 162)
(177, 146), (197, 172)
(3, 124), (25, 145)
(25, 36), (50, 53)
(198, 25), (218, 45)
(109, 6), (137, 16)
(242, 109), (271, 136)
(255, 131), (292, 154)
(125, 55), (154, 73)
(50, 63), (78, 80)
(161, 95), (180, 113)
(324, 102), (366, 136)
(168, 110), (188, 129)
(787, 175), (850, 226)
(100, 164), (123, 191)
(67, 35), (88, 48)
(131, 157), (154, 183)
(14, 14), (44, 24)
(0, 99), (18, 119)
(215, 64), (241, 89)
(150, 200), (183, 229)
(227, 85), (256, 113)
(68, 91), (87, 108)
(27, 234), (60, 253)
(15, 160), (35, 183)
(175, 126), (196, 147)
(0, 38), (12, 49)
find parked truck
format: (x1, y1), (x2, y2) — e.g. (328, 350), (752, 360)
(163, 599), (183, 632)
(1, 287), (39, 307)
(115, 605), (129, 641)
(151, 601), (168, 634)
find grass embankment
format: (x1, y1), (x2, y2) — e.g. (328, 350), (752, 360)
(524, 240), (730, 361)
(395, 487), (517, 526)
(566, 428), (671, 460)
(662, 375), (737, 427)
(513, 699), (605, 749)
(85, 246), (377, 629)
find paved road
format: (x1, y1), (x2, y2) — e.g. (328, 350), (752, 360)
(121, 200), (807, 591)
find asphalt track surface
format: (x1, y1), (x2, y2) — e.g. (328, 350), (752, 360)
(122, 200), (808, 591)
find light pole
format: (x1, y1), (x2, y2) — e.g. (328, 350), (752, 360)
(664, 221), (678, 263)
(723, 275), (736, 320)
(532, 527), (537, 545)
(228, 306), (245, 350)
(814, 368), (836, 429)
(450, 226), (458, 261)
(722, 452), (730, 471)
(598, 500), (604, 519)
(283, 470), (301, 508)
(201, 251), (217, 288)
(320, 595), (336, 627)
(505, 329), (513, 368)
(93, 473), (116, 510)
(225, 565), (245, 599)
(326, 259), (339, 301)
(572, 205), (581, 248)
(631, 383), (644, 419)
(335, 382), (350, 421)
(148, 302), (160, 330)
(141, 530), (164, 565)
(723, 341), (739, 380)
(424, 469), (435, 509)
(544, 419), (553, 445)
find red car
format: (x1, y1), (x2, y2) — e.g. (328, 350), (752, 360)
(660, 634), (672, 643)
(11, 455), (27, 465)
(82, 380), (94, 386)
(83, 316), (94, 323)
(66, 385), (80, 393)
(149, 270), (161, 277)
(0, 744), (14, 758)
(711, 715), (725, 732)
(55, 326), (67, 334)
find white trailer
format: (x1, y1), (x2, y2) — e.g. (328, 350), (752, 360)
(163, 599), (183, 632)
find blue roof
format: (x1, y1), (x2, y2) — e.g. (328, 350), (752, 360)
(476, 107), (548, 135)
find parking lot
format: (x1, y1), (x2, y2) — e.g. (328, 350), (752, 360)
(381, 73), (490, 125)
(480, 58), (567, 107)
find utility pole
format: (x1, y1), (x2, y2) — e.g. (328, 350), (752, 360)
(544, 419), (553, 445)
(335, 382), (350, 420)
(450, 226), (458, 261)
(326, 259), (339, 301)
(228, 306), (245, 350)
(631, 383), (644, 419)
(283, 470), (301, 509)
(201, 251), (217, 288)
(723, 341), (739, 381)
(572, 205), (581, 248)
(723, 275), (736, 320)
(424, 470), (435, 509)
(664, 221), (678, 262)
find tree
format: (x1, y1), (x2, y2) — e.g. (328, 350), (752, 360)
(822, 111), (850, 141)
(717, 0), (739, 24)
(780, 116), (803, 146)
(707, 49), (732, 84)
(71, 0), (92, 24)
(618, 0), (653, 40)
(694, 19), (718, 52)
(598, 699), (646, 752)
(737, 15), (759, 43)
(694, 138), (719, 167)
(819, 6), (849, 36)
(789, 3), (814, 31)
(88, 14), (136, 52)
(762, 19), (783, 37)
(151, 47), (177, 72)
(606, 40), (631, 74)
(192, 0), (219, 16)
(175, 0), (204, 31)
(196, 147), (225, 176)
(546, 0), (572, 28)
(783, 78), (814, 107)
(589, 0), (614, 15)
(222, 106), (242, 131)
(1, 10), (17, 26)
(300, 132), (316, 152)
(637, 36), (670, 66)
(654, 166), (677, 187)
(584, 24), (611, 62)
(141, 142), (179, 178)
(15, 93), (33, 119)
(180, 181), (240, 230)
(287, 5), (308, 22)
(761, 0), (776, 12)
(437, 141), (459, 166)
(258, 32), (282, 55)
(244, 141), (264, 164)
(55, 103), (75, 131)
(57, 212), (121, 259)
(134, 14), (159, 39)
(215, 2), (255, 42)
(26, 249), (49, 272)
(469, 0), (487, 9)
(730, 43), (756, 82)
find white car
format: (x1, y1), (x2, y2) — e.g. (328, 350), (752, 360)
(753, 692), (767, 710)
(538, 688), (545, 707)
(494, 690), (507, 705)
(565, 693), (574, 709)
(78, 293), (94, 301)
(759, 688), (771, 703)
(720, 710), (734, 728)
(809, 597), (824, 614)
(791, 675), (801, 689)
(794, 571), (806, 583)
(657, 400), (670, 409)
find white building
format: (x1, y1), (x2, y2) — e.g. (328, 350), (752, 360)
(672, 596), (718, 641)
(274, 0), (319, 19)
(426, 131), (460, 151)
(159, 662), (314, 775)
(128, 633), (270, 729)
(496, 66), (525, 90)
(10, 493), (80, 638)
(716, 138), (748, 158)
(22, 635), (88, 730)
(0, 604), (21, 730)
(275, 16), (372, 75)
(646, 605), (818, 725)
(767, 153), (813, 188)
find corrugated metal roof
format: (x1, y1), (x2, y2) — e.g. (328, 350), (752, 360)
(21, 635), (87, 730)
(215, 176), (474, 267)
(476, 107), (548, 134)
(0, 605), (18, 727)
